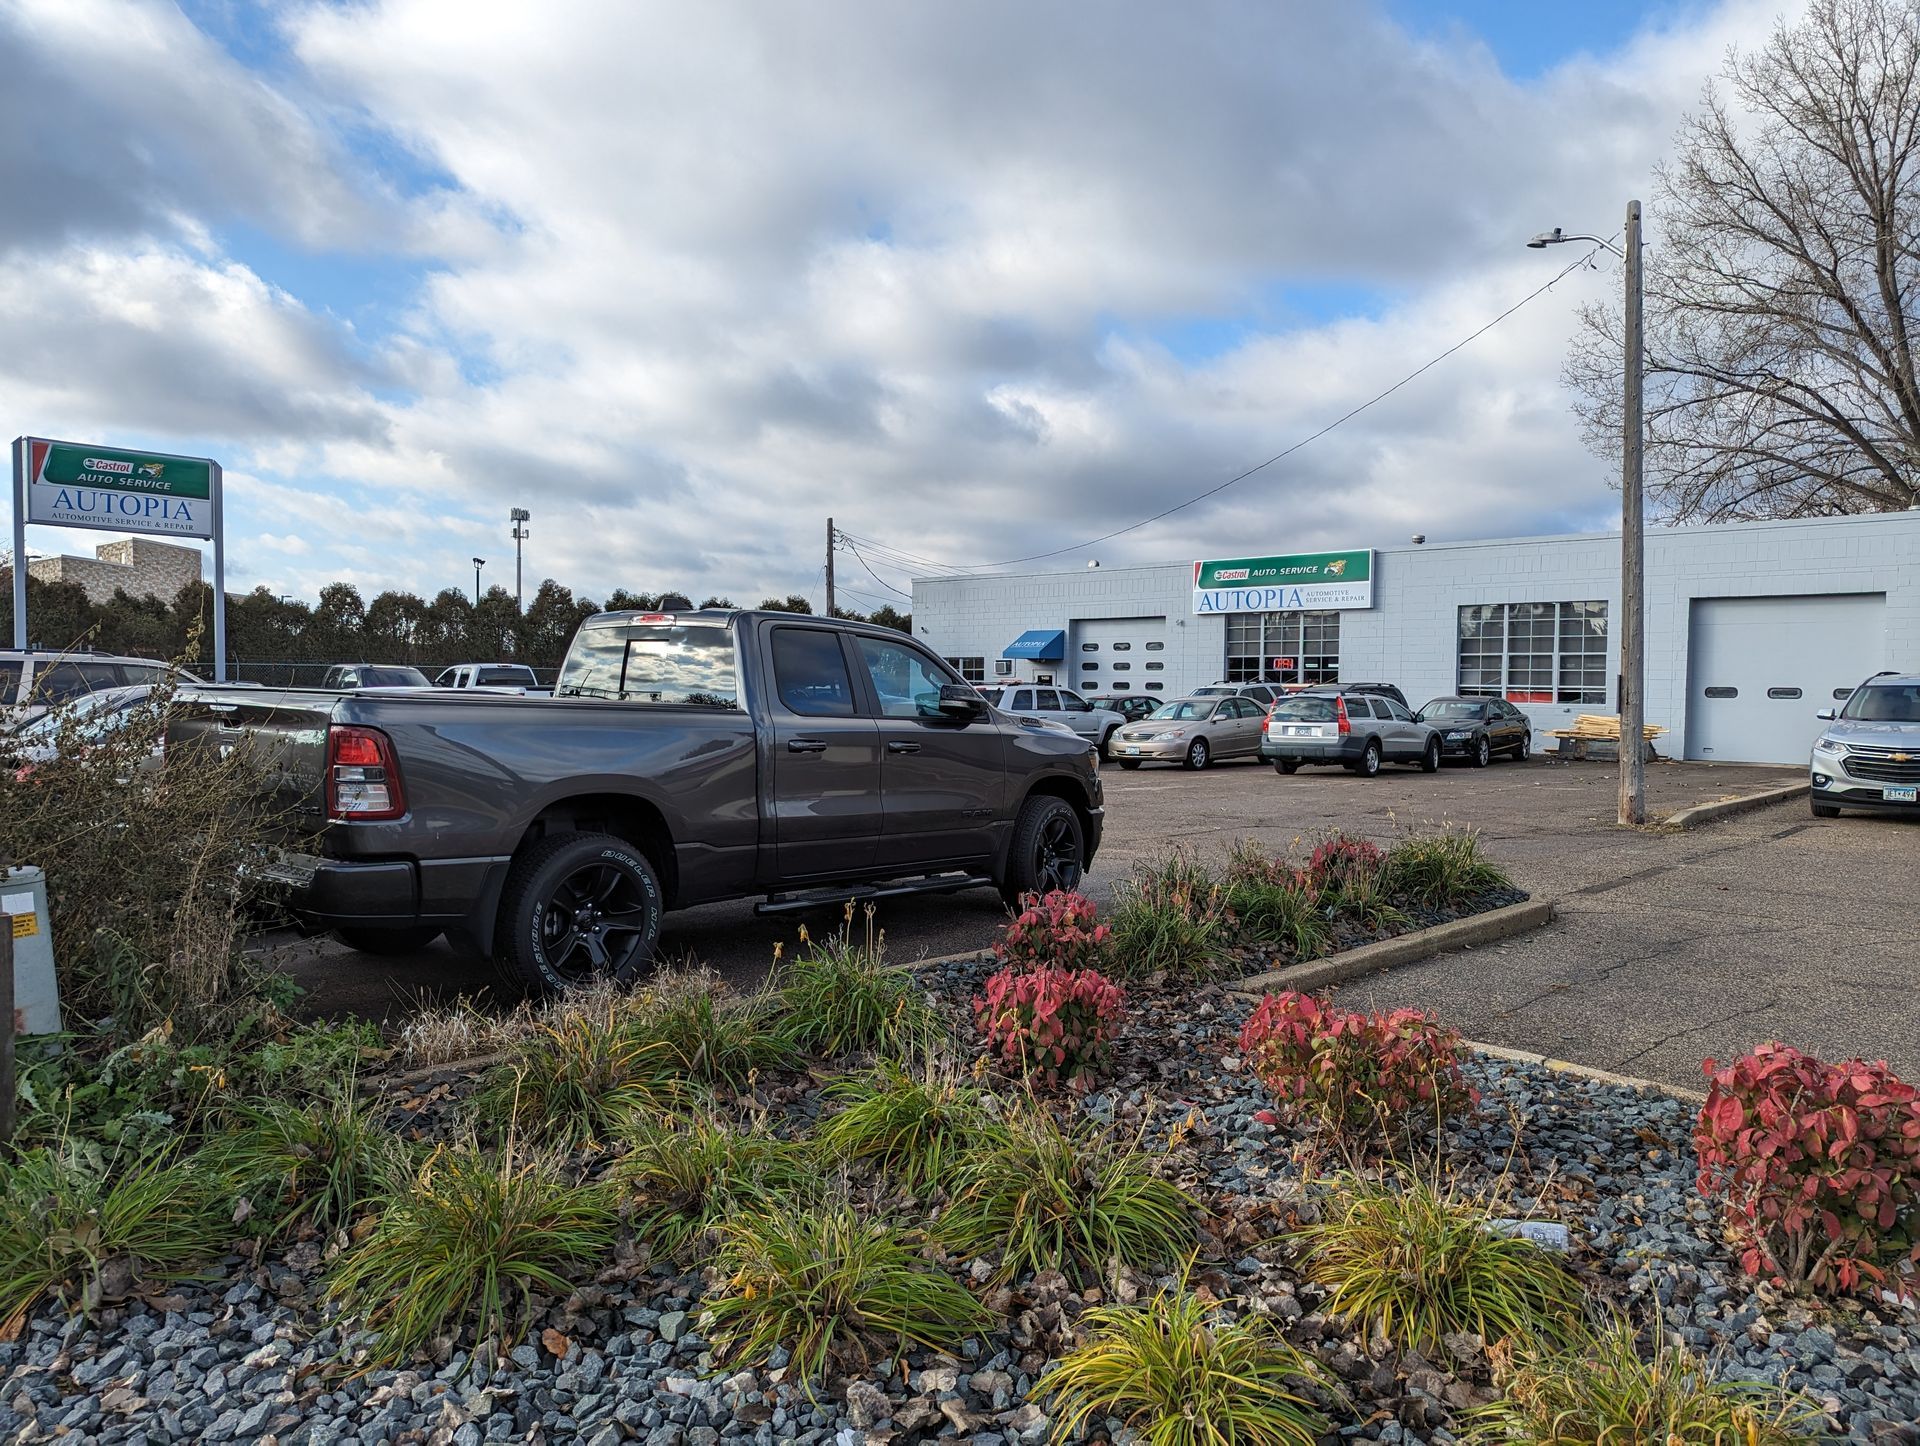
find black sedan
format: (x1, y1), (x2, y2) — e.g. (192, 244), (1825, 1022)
(1089, 694), (1161, 723)
(1414, 696), (1531, 766)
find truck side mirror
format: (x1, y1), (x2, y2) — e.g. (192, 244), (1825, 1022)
(936, 683), (986, 720)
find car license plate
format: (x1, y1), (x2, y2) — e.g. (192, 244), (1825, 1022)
(1287, 726), (1313, 736)
(1884, 784), (1917, 803)
(1125, 745), (1141, 756)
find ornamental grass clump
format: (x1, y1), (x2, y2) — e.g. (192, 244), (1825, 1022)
(1463, 1319), (1820, 1445)
(973, 964), (1126, 1088)
(1106, 852), (1234, 980)
(1222, 840), (1331, 962)
(1037, 1279), (1336, 1446)
(0, 1144), (228, 1334)
(610, 1111), (814, 1262)
(1381, 830), (1514, 910)
(219, 1088), (403, 1239)
(1694, 1041), (1920, 1293)
(327, 1141), (618, 1365)
(995, 889), (1112, 971)
(706, 1202), (990, 1384)
(774, 907), (938, 1059)
(1293, 1176), (1586, 1354)
(816, 1059), (993, 1191)
(941, 1107), (1195, 1284)
(637, 974), (797, 1092)
(1239, 991), (1476, 1147)
(473, 1001), (687, 1149)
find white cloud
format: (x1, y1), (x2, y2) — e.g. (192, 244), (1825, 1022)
(2, 0), (1802, 607)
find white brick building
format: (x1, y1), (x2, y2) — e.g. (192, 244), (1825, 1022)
(913, 511), (1920, 765)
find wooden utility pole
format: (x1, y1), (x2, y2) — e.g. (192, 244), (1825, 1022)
(1619, 200), (1646, 826)
(825, 517), (836, 618)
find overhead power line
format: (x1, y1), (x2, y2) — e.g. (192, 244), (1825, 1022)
(860, 242), (1614, 574)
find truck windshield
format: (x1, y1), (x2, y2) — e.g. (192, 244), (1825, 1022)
(558, 624), (740, 706)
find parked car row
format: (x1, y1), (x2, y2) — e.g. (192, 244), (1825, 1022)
(1099, 684), (1534, 775)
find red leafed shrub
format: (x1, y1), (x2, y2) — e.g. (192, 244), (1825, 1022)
(1238, 990), (1476, 1143)
(1306, 834), (1385, 895)
(1694, 1042), (1920, 1294)
(996, 890), (1112, 973)
(974, 966), (1127, 1088)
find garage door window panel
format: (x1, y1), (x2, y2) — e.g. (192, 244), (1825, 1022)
(1225, 610), (1340, 685)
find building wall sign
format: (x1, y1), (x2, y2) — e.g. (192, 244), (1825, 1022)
(1192, 549), (1374, 613)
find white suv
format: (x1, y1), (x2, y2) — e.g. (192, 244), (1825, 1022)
(1, 649), (190, 728)
(1808, 672), (1920, 818)
(976, 684), (1128, 756)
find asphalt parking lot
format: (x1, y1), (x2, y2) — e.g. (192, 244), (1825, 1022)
(269, 753), (1917, 1088)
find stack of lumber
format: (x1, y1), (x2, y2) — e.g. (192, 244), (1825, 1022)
(1544, 714), (1667, 742)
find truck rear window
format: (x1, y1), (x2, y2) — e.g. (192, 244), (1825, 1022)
(559, 625), (740, 706)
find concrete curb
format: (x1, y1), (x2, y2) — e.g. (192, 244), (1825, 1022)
(1468, 1039), (1707, 1104)
(1231, 896), (1557, 996)
(1661, 780), (1808, 831)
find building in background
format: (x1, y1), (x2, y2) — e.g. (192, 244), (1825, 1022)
(24, 538), (203, 606)
(913, 511), (1920, 767)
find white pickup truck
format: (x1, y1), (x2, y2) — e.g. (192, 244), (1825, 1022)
(433, 663), (552, 696)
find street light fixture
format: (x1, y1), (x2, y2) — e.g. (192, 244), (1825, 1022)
(472, 557), (487, 606)
(510, 508), (531, 610)
(1528, 202), (1645, 826)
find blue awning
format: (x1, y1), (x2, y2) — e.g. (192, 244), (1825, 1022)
(1003, 629), (1066, 661)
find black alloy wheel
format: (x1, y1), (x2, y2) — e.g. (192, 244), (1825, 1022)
(497, 831), (663, 996)
(1002, 794), (1086, 903)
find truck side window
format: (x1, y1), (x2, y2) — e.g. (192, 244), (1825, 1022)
(855, 637), (954, 719)
(771, 628), (857, 717)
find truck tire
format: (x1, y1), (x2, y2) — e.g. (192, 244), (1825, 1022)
(333, 925), (443, 956)
(1000, 794), (1085, 905)
(495, 831), (663, 997)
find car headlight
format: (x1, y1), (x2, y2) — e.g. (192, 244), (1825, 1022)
(1444, 730), (1470, 741)
(1812, 735), (1847, 756)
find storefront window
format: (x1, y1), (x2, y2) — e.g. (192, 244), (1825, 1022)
(944, 656), (986, 683)
(1223, 611), (1340, 685)
(1457, 603), (1607, 703)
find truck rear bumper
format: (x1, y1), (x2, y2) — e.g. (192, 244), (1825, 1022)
(254, 851), (507, 926)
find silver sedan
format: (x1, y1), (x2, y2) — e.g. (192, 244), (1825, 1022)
(1109, 695), (1268, 770)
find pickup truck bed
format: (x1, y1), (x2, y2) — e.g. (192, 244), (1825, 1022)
(175, 610), (1102, 995)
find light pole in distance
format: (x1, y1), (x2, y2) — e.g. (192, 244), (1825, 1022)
(472, 557), (486, 606)
(510, 509), (531, 609)
(1527, 203), (1645, 826)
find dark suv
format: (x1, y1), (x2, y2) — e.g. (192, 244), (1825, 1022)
(1258, 685), (1438, 777)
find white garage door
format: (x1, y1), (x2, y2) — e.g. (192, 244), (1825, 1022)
(1685, 594), (1886, 764)
(1070, 616), (1168, 700)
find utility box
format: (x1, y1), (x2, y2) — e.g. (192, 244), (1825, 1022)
(3, 867), (61, 1035)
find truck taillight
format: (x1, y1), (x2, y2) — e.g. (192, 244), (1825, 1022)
(327, 724), (406, 821)
(1335, 697), (1351, 736)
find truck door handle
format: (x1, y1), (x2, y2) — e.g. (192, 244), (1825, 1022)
(787, 738), (827, 753)
(887, 740), (922, 754)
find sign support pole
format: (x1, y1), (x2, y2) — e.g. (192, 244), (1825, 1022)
(211, 462), (227, 682)
(10, 439), (25, 650)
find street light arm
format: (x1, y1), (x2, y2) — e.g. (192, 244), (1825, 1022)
(1526, 227), (1626, 259)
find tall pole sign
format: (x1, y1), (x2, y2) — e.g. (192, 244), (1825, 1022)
(11, 436), (228, 681)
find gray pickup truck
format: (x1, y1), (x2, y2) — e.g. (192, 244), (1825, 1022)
(172, 609), (1103, 995)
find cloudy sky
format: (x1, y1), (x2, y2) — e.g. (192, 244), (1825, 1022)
(0, 0), (1796, 610)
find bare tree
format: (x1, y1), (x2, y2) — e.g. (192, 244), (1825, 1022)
(1567, 0), (1920, 520)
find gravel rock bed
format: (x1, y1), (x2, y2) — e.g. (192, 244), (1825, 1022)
(4, 963), (1915, 1446)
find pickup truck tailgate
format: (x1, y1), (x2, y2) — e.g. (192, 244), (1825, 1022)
(171, 686), (337, 834)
